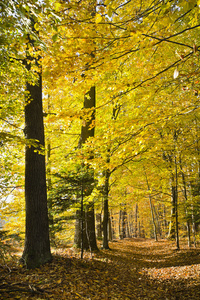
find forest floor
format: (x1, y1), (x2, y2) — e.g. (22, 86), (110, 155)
(0, 238), (200, 299)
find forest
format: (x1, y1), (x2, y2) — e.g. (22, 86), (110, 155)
(0, 0), (200, 298)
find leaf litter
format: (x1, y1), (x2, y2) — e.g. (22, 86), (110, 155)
(0, 238), (200, 299)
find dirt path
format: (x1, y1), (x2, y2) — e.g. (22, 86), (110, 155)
(0, 238), (200, 299)
(95, 238), (200, 299)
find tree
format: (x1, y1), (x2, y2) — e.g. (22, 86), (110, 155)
(2, 0), (200, 254)
(144, 169), (158, 242)
(102, 167), (110, 248)
(22, 16), (51, 268)
(0, 0), (52, 268)
(74, 86), (98, 252)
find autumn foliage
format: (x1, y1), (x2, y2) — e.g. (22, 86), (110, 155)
(0, 238), (200, 299)
(1, 0), (200, 290)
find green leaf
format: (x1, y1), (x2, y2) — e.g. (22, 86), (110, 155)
(52, 34), (58, 42)
(107, 7), (113, 18)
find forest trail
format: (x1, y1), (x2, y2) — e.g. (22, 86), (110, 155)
(0, 238), (200, 299)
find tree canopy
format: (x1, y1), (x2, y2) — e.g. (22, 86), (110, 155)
(1, 0), (200, 266)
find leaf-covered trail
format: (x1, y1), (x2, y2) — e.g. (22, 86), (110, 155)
(0, 238), (200, 299)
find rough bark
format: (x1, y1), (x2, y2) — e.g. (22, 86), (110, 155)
(22, 36), (51, 268)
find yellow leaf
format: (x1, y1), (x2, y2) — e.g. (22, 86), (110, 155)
(34, 23), (39, 31)
(54, 2), (61, 11)
(75, 292), (81, 297)
(95, 14), (102, 23)
(105, 0), (112, 5)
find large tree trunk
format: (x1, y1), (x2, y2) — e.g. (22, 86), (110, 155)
(83, 87), (98, 251)
(22, 33), (51, 268)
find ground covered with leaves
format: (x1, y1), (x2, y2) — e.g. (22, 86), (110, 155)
(0, 238), (200, 299)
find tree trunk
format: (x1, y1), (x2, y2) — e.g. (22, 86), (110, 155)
(144, 169), (158, 241)
(108, 213), (113, 241)
(74, 86), (98, 252)
(47, 142), (55, 242)
(191, 204), (197, 248)
(168, 175), (176, 240)
(110, 210), (116, 239)
(126, 213), (131, 238)
(22, 32), (51, 268)
(153, 204), (163, 238)
(122, 207), (127, 239)
(46, 98), (55, 243)
(74, 209), (89, 250)
(83, 87), (98, 251)
(138, 220), (141, 238)
(96, 213), (103, 240)
(162, 204), (168, 237)
(102, 169), (110, 249)
(85, 202), (98, 251)
(141, 219), (145, 238)
(119, 210), (122, 239)
(128, 212), (132, 238)
(180, 159), (191, 248)
(134, 203), (139, 238)
(174, 156), (180, 250)
(119, 204), (127, 239)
